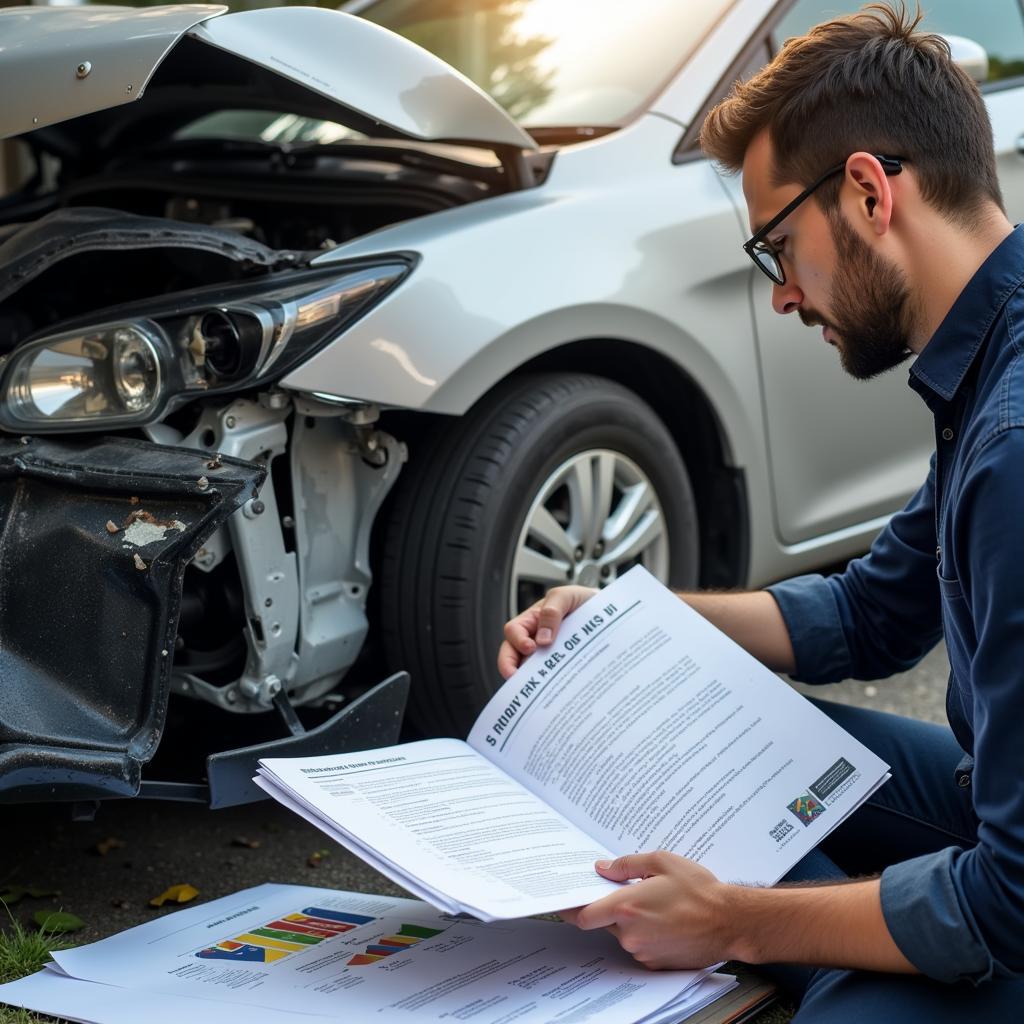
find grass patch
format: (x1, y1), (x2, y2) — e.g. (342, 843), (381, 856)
(0, 913), (73, 1024)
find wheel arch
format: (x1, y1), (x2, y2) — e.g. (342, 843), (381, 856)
(381, 337), (750, 590)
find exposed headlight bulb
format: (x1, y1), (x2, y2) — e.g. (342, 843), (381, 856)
(112, 327), (160, 413)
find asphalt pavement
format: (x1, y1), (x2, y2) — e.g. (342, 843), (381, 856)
(789, 640), (950, 724)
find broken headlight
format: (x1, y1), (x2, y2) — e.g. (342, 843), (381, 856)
(0, 260), (411, 431)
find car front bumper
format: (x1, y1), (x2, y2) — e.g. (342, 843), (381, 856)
(0, 435), (265, 803)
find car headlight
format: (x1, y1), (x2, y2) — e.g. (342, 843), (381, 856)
(0, 259), (411, 431)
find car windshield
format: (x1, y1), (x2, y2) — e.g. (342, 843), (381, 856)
(348, 0), (738, 128)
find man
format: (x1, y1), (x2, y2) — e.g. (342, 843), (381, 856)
(497, 4), (1024, 1019)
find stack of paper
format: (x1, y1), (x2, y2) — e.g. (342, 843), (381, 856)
(0, 883), (746, 1024)
(256, 568), (890, 921)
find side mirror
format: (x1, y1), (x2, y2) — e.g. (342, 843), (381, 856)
(943, 34), (989, 85)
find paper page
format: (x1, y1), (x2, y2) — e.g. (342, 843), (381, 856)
(250, 773), (463, 913)
(0, 969), (737, 1024)
(47, 883), (713, 1024)
(633, 974), (738, 1024)
(0, 969), (342, 1024)
(258, 738), (621, 919)
(469, 566), (891, 885)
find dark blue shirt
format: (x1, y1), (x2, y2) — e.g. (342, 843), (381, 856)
(768, 224), (1024, 984)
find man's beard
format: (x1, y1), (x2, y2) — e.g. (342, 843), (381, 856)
(799, 212), (913, 380)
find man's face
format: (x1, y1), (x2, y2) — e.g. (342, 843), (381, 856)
(741, 132), (912, 380)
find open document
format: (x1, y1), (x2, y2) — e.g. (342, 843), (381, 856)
(257, 567), (890, 920)
(0, 884), (740, 1024)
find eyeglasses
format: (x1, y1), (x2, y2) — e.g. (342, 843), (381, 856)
(743, 155), (906, 286)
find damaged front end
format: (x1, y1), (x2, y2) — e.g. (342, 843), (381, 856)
(0, 436), (263, 803)
(0, 0), (505, 805)
(0, 204), (413, 808)
(0, 209), (414, 807)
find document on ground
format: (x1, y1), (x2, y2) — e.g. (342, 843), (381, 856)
(0, 967), (738, 1024)
(40, 883), (733, 1024)
(469, 566), (891, 885)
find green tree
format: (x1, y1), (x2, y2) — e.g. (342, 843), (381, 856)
(353, 0), (556, 121)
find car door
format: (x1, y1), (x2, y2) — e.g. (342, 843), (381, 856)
(741, 0), (1024, 547)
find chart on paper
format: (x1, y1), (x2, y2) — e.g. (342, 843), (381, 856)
(197, 906), (375, 964)
(347, 923), (446, 966)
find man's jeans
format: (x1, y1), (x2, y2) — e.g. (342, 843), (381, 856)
(764, 698), (1023, 1022)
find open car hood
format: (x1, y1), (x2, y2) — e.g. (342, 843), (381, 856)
(0, 4), (535, 151)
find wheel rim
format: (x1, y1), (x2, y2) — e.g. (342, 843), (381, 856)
(509, 448), (670, 615)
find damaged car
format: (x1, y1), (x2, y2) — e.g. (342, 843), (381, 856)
(1, 0), (1016, 806)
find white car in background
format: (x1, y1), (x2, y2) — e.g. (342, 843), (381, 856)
(0, 0), (1019, 804)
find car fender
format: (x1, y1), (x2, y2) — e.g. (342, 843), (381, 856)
(283, 114), (765, 474)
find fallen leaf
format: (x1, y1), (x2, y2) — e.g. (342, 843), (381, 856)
(34, 911), (84, 934)
(105, 520), (119, 534)
(0, 886), (60, 905)
(133, 553), (147, 571)
(149, 884), (200, 907)
(94, 837), (126, 856)
(307, 849), (330, 869)
(231, 836), (262, 850)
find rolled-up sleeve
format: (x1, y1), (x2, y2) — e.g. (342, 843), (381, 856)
(767, 458), (943, 684)
(881, 850), (997, 982)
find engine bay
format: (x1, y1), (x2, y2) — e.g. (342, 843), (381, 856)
(0, 134), (499, 353)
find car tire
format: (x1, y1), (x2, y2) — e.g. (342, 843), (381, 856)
(378, 373), (699, 736)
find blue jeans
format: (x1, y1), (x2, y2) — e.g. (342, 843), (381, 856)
(763, 698), (1024, 1022)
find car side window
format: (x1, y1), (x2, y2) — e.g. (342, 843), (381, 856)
(676, 38), (772, 158)
(774, 0), (1024, 87)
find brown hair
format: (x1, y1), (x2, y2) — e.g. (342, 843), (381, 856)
(700, 3), (1003, 223)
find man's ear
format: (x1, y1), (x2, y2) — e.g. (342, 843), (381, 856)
(843, 152), (895, 234)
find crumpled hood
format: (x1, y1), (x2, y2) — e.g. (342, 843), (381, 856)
(0, 4), (535, 151)
(0, 4), (226, 141)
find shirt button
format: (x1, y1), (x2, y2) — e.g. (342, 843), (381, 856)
(935, 546), (941, 560)
(941, 427), (954, 441)
(957, 772), (971, 788)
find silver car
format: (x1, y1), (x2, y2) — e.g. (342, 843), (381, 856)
(0, 0), (1019, 804)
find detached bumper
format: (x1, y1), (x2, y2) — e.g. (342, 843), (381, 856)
(0, 436), (263, 803)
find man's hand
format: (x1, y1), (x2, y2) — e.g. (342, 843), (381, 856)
(562, 852), (731, 970)
(561, 851), (917, 975)
(497, 585), (597, 678)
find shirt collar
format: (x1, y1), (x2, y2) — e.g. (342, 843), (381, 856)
(910, 223), (1024, 403)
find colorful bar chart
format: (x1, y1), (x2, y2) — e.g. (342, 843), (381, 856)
(346, 923), (446, 966)
(197, 906), (376, 964)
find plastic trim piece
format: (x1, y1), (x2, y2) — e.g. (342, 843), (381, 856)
(206, 671), (410, 808)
